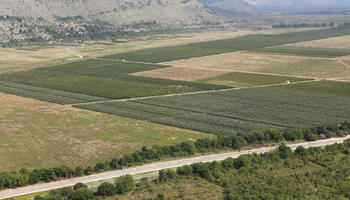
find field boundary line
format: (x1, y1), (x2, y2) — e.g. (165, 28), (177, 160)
(336, 59), (350, 70)
(66, 48), (84, 59)
(69, 79), (319, 106)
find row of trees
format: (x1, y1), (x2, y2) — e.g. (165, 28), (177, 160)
(1, 121), (349, 190)
(272, 22), (335, 28)
(35, 139), (350, 200)
(273, 22), (350, 29)
(34, 175), (134, 200)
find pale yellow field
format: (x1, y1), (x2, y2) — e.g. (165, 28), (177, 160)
(287, 35), (350, 49)
(0, 46), (79, 74)
(0, 92), (212, 171)
(164, 52), (350, 79)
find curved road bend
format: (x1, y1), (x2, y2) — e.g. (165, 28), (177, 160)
(1, 135), (349, 199)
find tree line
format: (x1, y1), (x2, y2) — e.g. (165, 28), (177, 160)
(0, 121), (349, 190)
(272, 22), (335, 28)
(33, 139), (350, 200)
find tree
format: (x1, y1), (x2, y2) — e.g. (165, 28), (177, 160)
(97, 182), (116, 196)
(295, 146), (307, 158)
(115, 175), (135, 194)
(176, 165), (193, 176)
(277, 144), (293, 159)
(74, 183), (87, 191)
(71, 188), (94, 200)
(192, 163), (210, 179)
(231, 136), (247, 150)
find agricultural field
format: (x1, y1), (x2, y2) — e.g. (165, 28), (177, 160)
(198, 72), (311, 87)
(165, 52), (350, 79)
(0, 31), (251, 74)
(76, 81), (350, 136)
(131, 66), (231, 81)
(0, 59), (227, 103)
(287, 35), (350, 49)
(0, 92), (211, 171)
(254, 46), (350, 58)
(103, 27), (350, 63)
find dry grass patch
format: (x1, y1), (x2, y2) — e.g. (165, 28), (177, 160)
(0, 93), (212, 171)
(164, 52), (350, 79)
(0, 46), (79, 74)
(287, 35), (350, 49)
(131, 66), (231, 81)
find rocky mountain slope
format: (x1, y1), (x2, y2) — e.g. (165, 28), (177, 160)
(199, 0), (257, 16)
(0, 0), (225, 44)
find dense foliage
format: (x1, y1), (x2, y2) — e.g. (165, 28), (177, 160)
(77, 81), (350, 135)
(103, 27), (350, 63)
(0, 59), (228, 103)
(35, 139), (350, 200)
(0, 122), (349, 190)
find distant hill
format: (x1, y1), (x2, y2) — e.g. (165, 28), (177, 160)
(199, 0), (257, 16)
(0, 0), (224, 44)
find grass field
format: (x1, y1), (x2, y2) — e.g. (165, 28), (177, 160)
(0, 47), (79, 74)
(254, 46), (350, 58)
(288, 34), (350, 49)
(198, 72), (311, 87)
(103, 27), (350, 63)
(0, 92), (211, 171)
(0, 59), (227, 103)
(165, 52), (350, 79)
(76, 81), (350, 136)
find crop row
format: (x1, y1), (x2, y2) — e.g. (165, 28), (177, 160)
(0, 81), (107, 104)
(0, 59), (228, 102)
(76, 81), (350, 136)
(103, 27), (350, 63)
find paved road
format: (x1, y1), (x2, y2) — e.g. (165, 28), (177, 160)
(0, 135), (349, 199)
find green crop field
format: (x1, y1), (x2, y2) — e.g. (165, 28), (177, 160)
(103, 27), (350, 63)
(254, 46), (350, 58)
(76, 81), (350, 136)
(198, 72), (311, 87)
(0, 59), (227, 104)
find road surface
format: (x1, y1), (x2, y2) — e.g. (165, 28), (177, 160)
(0, 135), (349, 199)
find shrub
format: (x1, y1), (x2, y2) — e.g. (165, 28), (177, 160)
(115, 175), (135, 194)
(71, 188), (94, 200)
(97, 182), (116, 196)
(74, 183), (87, 191)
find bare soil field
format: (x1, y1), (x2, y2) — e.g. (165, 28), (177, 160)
(164, 52), (350, 79)
(0, 92), (211, 171)
(131, 66), (231, 81)
(287, 35), (350, 49)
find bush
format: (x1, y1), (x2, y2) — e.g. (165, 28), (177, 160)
(115, 175), (135, 195)
(74, 183), (87, 191)
(71, 188), (94, 200)
(97, 182), (116, 196)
